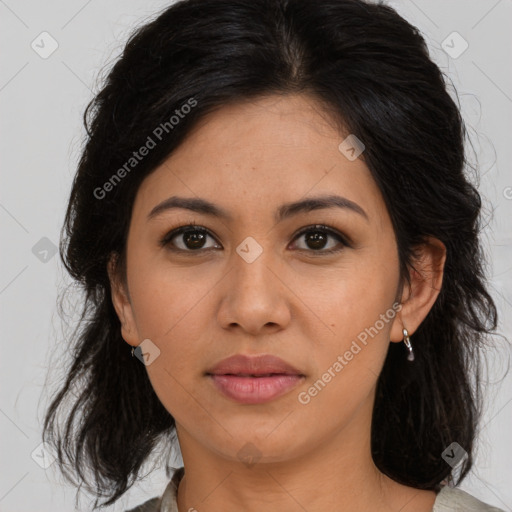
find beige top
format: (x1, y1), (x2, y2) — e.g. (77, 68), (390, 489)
(125, 467), (506, 512)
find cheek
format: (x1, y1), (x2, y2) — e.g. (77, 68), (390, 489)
(126, 257), (215, 380)
(294, 256), (399, 396)
(127, 251), (211, 341)
(295, 287), (397, 430)
(298, 258), (398, 339)
(131, 277), (209, 420)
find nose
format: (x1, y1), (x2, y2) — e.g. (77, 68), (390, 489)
(216, 243), (292, 336)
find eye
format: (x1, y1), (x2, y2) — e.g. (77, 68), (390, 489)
(159, 223), (350, 255)
(159, 223), (221, 252)
(289, 224), (350, 254)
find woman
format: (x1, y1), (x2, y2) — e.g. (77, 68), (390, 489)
(42, 0), (506, 510)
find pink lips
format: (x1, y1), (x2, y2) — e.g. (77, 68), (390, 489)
(206, 354), (305, 404)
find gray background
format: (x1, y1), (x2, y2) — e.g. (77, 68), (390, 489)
(1, 0), (511, 510)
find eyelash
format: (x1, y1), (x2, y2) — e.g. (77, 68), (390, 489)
(158, 221), (351, 256)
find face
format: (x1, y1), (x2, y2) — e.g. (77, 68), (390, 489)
(109, 93), (435, 466)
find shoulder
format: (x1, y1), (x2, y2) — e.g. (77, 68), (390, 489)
(433, 486), (506, 512)
(124, 467), (184, 512)
(124, 496), (160, 512)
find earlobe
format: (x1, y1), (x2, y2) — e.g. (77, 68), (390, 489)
(389, 237), (447, 342)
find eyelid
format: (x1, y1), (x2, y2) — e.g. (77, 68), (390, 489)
(159, 222), (352, 253)
(158, 221), (219, 249)
(290, 224), (352, 249)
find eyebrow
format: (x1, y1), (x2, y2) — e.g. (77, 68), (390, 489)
(147, 194), (369, 223)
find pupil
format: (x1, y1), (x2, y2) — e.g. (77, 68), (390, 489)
(306, 231), (326, 249)
(185, 231), (206, 249)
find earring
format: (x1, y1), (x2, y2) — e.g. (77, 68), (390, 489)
(402, 328), (415, 362)
(131, 347), (135, 357)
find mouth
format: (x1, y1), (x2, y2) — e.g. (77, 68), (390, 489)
(205, 353), (305, 404)
(206, 373), (305, 404)
(211, 373), (298, 377)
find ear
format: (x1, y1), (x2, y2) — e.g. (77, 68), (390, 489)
(107, 252), (140, 348)
(390, 236), (447, 342)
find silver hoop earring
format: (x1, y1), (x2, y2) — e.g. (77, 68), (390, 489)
(402, 328), (415, 362)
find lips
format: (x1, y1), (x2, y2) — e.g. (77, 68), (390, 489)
(206, 354), (305, 404)
(206, 353), (304, 377)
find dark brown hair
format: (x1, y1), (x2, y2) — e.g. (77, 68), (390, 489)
(42, 0), (498, 508)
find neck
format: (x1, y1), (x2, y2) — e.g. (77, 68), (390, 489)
(174, 395), (436, 512)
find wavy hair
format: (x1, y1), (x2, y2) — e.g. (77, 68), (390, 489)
(42, 0), (498, 508)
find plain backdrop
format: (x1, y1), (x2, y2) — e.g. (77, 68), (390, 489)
(1, 0), (511, 510)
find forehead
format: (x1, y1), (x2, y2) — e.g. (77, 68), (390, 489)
(132, 94), (389, 232)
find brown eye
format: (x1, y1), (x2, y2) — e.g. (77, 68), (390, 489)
(160, 226), (220, 252)
(159, 223), (350, 255)
(290, 225), (350, 254)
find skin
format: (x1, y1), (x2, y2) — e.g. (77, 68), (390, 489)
(109, 93), (446, 512)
